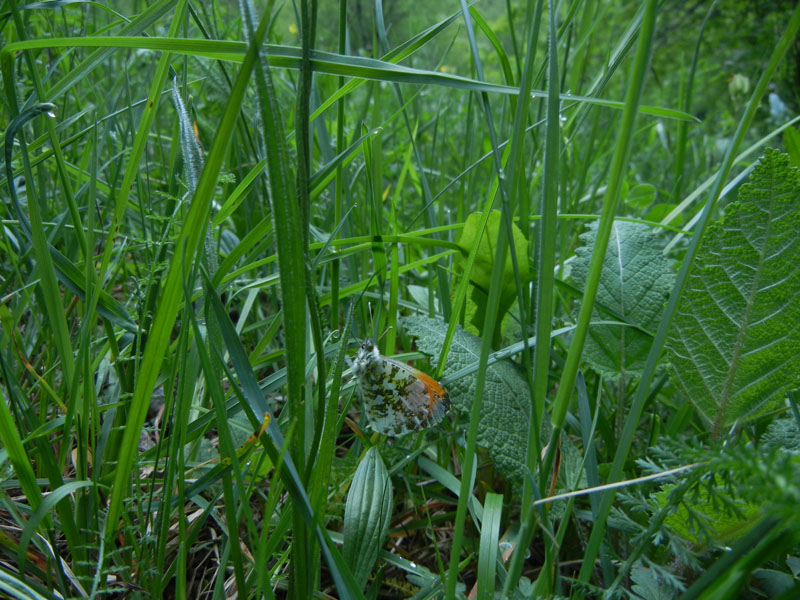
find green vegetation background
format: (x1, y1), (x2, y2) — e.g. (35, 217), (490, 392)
(1, 1), (799, 599)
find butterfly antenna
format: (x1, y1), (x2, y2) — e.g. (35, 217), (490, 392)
(376, 326), (393, 344)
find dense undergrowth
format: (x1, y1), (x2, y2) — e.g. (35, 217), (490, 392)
(1, 0), (800, 598)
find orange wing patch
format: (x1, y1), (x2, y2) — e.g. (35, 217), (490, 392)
(414, 370), (447, 411)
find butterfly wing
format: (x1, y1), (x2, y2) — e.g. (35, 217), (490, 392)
(359, 355), (450, 436)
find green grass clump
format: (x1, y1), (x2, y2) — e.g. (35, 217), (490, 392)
(2, 1), (800, 598)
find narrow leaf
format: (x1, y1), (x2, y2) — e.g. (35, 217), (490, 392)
(476, 492), (503, 600)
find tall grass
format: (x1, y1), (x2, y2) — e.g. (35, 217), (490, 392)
(2, 1), (800, 599)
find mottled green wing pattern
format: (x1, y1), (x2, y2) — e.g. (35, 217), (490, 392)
(354, 339), (449, 436)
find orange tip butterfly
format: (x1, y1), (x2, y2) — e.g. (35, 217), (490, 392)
(352, 338), (450, 436)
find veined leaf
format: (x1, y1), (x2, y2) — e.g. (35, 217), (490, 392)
(666, 149), (800, 433)
(343, 447), (392, 590)
(571, 220), (674, 378)
(403, 316), (528, 486)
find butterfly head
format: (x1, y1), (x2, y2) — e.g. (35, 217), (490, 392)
(352, 337), (381, 377)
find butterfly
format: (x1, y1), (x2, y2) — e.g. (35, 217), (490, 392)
(352, 338), (450, 436)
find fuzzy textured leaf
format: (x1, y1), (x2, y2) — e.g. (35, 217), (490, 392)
(402, 316), (529, 486)
(666, 149), (800, 432)
(761, 417), (800, 455)
(571, 220), (674, 378)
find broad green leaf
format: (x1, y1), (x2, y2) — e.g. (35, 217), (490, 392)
(343, 447), (393, 590)
(403, 316), (529, 487)
(455, 211), (532, 346)
(571, 220), (674, 378)
(646, 203), (685, 226)
(751, 569), (796, 598)
(625, 183), (656, 211)
(666, 149), (800, 433)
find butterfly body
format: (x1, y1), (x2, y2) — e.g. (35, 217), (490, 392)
(353, 338), (450, 436)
